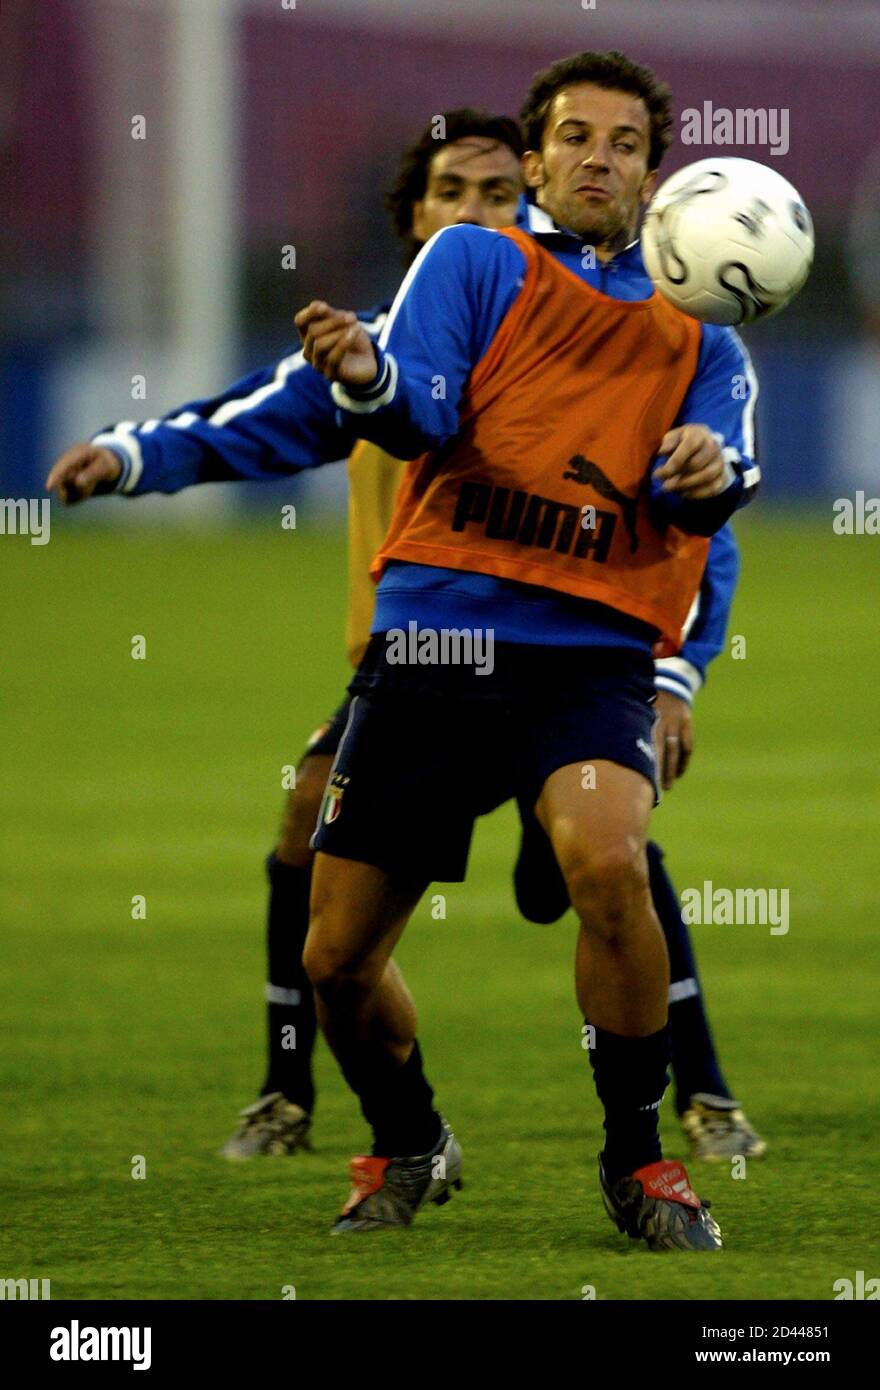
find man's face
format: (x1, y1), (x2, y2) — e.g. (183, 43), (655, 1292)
(523, 83), (657, 256)
(411, 136), (523, 242)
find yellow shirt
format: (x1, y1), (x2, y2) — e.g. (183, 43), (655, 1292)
(345, 439), (408, 667)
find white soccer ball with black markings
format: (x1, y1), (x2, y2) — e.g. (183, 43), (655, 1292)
(640, 157), (814, 325)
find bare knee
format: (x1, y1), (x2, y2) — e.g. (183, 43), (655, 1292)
(275, 753), (333, 867)
(302, 894), (378, 1002)
(302, 942), (359, 994)
(563, 839), (650, 944)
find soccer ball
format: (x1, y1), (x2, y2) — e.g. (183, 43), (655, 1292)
(640, 157), (814, 326)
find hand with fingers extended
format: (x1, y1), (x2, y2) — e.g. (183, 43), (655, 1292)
(46, 444), (122, 505)
(654, 424), (731, 500)
(294, 301), (379, 388)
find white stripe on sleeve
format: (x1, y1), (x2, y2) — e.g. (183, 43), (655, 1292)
(92, 423), (144, 493)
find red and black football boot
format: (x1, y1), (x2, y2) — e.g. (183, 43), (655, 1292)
(599, 1155), (722, 1251)
(332, 1122), (463, 1233)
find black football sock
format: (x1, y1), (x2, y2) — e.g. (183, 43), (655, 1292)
(587, 1023), (670, 1184)
(646, 841), (734, 1113)
(340, 1039), (442, 1158)
(260, 853), (318, 1113)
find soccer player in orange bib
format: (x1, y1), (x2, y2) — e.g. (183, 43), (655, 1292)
(297, 50), (759, 1249)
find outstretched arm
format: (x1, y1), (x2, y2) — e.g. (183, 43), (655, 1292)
(46, 313), (390, 503)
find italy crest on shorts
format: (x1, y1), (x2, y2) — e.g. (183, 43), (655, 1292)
(321, 780), (345, 825)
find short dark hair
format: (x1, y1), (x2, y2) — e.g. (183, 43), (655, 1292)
(385, 107), (524, 257)
(519, 50), (673, 171)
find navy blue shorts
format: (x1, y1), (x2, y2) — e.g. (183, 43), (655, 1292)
(302, 697), (353, 760)
(310, 637), (658, 883)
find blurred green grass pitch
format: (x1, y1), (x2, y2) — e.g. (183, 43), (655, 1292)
(2, 510), (878, 1300)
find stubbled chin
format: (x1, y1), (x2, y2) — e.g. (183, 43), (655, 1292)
(571, 215), (618, 245)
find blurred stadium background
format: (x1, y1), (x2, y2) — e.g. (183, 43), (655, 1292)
(3, 0), (880, 516)
(3, 0), (880, 1303)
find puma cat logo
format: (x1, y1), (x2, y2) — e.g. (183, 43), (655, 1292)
(562, 455), (640, 552)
